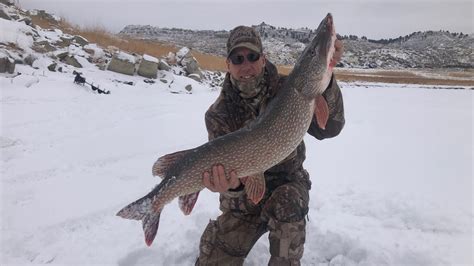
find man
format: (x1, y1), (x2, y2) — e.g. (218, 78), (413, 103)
(196, 25), (345, 265)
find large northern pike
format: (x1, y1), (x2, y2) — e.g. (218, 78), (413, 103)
(117, 13), (337, 246)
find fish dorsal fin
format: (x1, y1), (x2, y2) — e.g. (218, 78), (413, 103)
(152, 149), (193, 177)
(244, 173), (266, 204)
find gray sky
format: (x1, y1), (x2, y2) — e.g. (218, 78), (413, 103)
(18, 0), (473, 39)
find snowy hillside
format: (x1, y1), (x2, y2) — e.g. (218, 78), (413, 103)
(1, 3), (473, 266)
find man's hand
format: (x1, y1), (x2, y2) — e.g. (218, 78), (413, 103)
(333, 39), (344, 65)
(202, 164), (241, 193)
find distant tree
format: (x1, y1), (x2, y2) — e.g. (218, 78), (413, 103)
(349, 35), (358, 40)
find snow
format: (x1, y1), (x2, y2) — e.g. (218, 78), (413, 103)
(142, 54), (158, 63)
(116, 51), (137, 63)
(31, 56), (54, 69)
(37, 29), (64, 43)
(84, 43), (105, 59)
(0, 19), (35, 51)
(67, 44), (89, 57)
(1, 61), (472, 265)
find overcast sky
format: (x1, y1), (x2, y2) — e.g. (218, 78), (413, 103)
(18, 0), (473, 39)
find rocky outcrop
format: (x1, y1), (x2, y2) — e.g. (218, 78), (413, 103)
(158, 60), (171, 71)
(54, 37), (73, 48)
(137, 54), (158, 79)
(73, 35), (88, 47)
(176, 47), (203, 81)
(32, 40), (57, 53)
(120, 23), (474, 69)
(107, 52), (136, 75)
(0, 4), (219, 88)
(0, 55), (15, 74)
(63, 55), (82, 68)
(47, 62), (57, 71)
(0, 7), (11, 20)
(0, 0), (15, 7)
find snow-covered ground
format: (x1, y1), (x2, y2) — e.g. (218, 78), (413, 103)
(1, 63), (472, 266)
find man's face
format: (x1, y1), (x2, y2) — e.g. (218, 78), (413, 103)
(226, 47), (266, 83)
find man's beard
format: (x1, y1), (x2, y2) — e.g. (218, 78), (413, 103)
(230, 71), (265, 98)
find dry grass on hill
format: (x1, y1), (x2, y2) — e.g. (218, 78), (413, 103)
(30, 15), (178, 59)
(30, 15), (473, 87)
(279, 66), (474, 87)
(334, 69), (474, 86)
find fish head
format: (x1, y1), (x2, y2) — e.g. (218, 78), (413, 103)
(292, 13), (337, 98)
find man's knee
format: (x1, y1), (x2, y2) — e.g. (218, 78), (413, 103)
(196, 219), (246, 265)
(197, 211), (266, 265)
(263, 183), (309, 223)
(268, 219), (306, 265)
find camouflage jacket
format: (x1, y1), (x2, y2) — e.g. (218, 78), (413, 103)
(205, 61), (345, 193)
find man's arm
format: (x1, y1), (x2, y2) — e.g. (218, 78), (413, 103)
(204, 99), (232, 141)
(307, 75), (345, 140)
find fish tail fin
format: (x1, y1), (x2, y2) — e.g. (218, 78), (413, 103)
(116, 198), (163, 246)
(143, 211), (161, 246)
(152, 148), (193, 177)
(116, 198), (151, 220)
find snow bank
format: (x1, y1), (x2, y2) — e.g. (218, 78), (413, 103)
(1, 63), (472, 265)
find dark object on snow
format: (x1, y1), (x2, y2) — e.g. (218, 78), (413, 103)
(73, 71), (110, 94)
(113, 79), (134, 86)
(73, 71), (86, 85)
(91, 83), (110, 94)
(143, 79), (155, 84)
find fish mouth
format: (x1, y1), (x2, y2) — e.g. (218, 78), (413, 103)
(322, 13), (337, 70)
(301, 13), (337, 70)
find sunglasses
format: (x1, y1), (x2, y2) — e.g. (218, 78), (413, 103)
(228, 52), (261, 65)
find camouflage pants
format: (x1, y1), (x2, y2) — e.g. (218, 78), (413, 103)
(195, 179), (309, 266)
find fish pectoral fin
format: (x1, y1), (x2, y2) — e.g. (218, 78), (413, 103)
(152, 148), (193, 177)
(314, 94), (329, 130)
(244, 173), (266, 205)
(178, 191), (200, 215)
